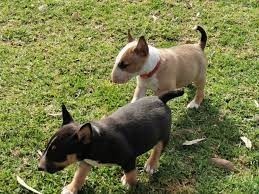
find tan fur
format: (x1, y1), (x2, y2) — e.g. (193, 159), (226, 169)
(134, 44), (207, 107)
(157, 44), (206, 90)
(65, 162), (91, 193)
(54, 154), (78, 168)
(112, 29), (207, 107)
(145, 141), (163, 173)
(121, 47), (148, 73)
(77, 125), (91, 144)
(121, 169), (137, 186)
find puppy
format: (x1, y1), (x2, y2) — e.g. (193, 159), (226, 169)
(111, 26), (207, 109)
(38, 90), (184, 194)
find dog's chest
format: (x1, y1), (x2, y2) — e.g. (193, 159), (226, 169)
(146, 77), (159, 91)
(84, 159), (113, 167)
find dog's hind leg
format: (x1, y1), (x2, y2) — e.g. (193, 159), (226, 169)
(62, 162), (91, 194)
(144, 141), (164, 175)
(187, 78), (205, 109)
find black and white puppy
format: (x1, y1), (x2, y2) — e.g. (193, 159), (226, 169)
(38, 90), (184, 194)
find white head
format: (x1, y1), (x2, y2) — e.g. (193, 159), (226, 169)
(111, 30), (159, 83)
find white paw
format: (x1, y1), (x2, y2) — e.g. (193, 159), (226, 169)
(120, 175), (130, 188)
(187, 100), (199, 109)
(61, 186), (77, 194)
(144, 163), (158, 175)
(131, 98), (137, 103)
(121, 175), (126, 186)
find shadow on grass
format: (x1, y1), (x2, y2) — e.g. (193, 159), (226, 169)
(150, 86), (241, 193)
(79, 86), (240, 193)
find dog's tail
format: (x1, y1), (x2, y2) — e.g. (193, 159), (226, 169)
(159, 89), (184, 104)
(193, 25), (207, 50)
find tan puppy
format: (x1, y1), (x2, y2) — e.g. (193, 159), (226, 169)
(111, 26), (207, 108)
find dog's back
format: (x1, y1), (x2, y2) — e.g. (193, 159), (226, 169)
(97, 96), (171, 156)
(95, 90), (184, 157)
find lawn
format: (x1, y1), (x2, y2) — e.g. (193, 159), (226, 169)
(0, 0), (258, 193)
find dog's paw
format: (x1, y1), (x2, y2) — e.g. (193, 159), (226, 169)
(144, 162), (159, 175)
(121, 175), (130, 188)
(61, 186), (77, 194)
(187, 100), (199, 109)
(121, 174), (137, 188)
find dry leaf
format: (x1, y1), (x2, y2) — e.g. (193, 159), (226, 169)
(151, 15), (158, 22)
(17, 176), (42, 194)
(240, 136), (252, 149)
(47, 112), (61, 117)
(38, 4), (47, 12)
(72, 12), (81, 20)
(182, 138), (206, 145)
(210, 158), (235, 171)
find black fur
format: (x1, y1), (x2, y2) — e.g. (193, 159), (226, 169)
(195, 25), (207, 50)
(39, 91), (184, 174)
(159, 89), (184, 104)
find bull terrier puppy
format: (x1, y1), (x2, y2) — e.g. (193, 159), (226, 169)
(111, 26), (207, 109)
(38, 90), (184, 194)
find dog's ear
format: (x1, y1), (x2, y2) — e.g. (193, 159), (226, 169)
(62, 104), (73, 125)
(77, 123), (92, 144)
(128, 29), (134, 43)
(134, 36), (149, 56)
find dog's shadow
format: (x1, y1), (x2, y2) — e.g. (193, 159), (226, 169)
(79, 87), (240, 193)
(144, 86), (240, 193)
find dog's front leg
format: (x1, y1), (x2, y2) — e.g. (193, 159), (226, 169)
(131, 86), (147, 103)
(62, 162), (91, 194)
(131, 77), (148, 103)
(121, 159), (137, 187)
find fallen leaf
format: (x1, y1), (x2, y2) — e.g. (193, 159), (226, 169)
(182, 138), (206, 145)
(72, 12), (81, 20)
(11, 149), (21, 157)
(151, 15), (158, 22)
(210, 158), (235, 171)
(17, 176), (42, 194)
(240, 136), (252, 149)
(38, 4), (47, 12)
(47, 112), (61, 117)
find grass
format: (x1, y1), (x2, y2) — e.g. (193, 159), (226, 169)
(0, 0), (258, 193)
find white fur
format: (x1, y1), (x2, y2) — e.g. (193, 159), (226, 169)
(61, 186), (76, 194)
(114, 41), (161, 101)
(187, 100), (199, 109)
(83, 159), (114, 167)
(115, 41), (138, 65)
(83, 159), (101, 167)
(139, 45), (160, 75)
(115, 42), (160, 76)
(120, 175), (130, 188)
(144, 162), (159, 175)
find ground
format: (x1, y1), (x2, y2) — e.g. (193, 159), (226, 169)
(0, 0), (258, 193)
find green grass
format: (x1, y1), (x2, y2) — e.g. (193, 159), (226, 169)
(0, 0), (258, 193)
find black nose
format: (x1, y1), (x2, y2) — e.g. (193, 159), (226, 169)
(38, 166), (44, 171)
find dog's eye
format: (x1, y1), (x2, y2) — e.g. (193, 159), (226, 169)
(118, 62), (129, 69)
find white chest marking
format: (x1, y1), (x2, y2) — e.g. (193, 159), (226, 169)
(84, 159), (101, 167)
(147, 77), (159, 91)
(138, 76), (159, 91)
(83, 159), (114, 167)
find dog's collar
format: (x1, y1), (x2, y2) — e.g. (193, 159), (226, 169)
(140, 59), (160, 79)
